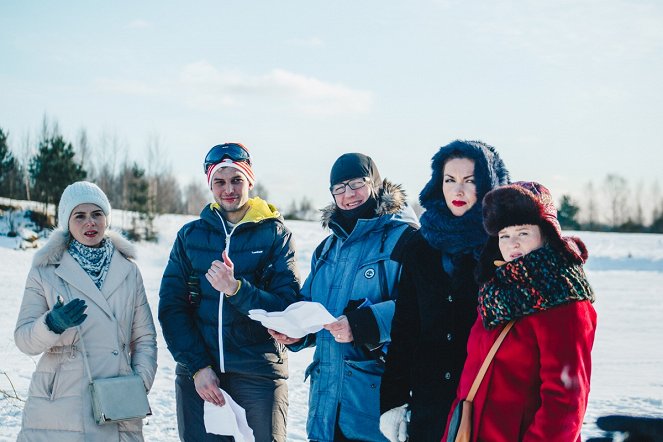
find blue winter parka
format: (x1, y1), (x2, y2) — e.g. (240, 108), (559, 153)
(291, 181), (418, 442)
(158, 197), (300, 380)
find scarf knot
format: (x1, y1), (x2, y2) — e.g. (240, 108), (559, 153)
(68, 238), (114, 289)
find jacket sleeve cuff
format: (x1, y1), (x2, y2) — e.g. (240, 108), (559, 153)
(287, 332), (316, 351)
(346, 307), (380, 347)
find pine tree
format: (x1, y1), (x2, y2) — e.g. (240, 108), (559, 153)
(29, 132), (86, 219)
(650, 199), (663, 233)
(558, 195), (581, 230)
(0, 128), (19, 198)
(125, 163), (156, 241)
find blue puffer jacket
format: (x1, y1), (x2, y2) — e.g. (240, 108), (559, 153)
(158, 198), (300, 379)
(291, 181), (418, 442)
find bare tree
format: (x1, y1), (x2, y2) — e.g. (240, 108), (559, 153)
(94, 131), (125, 208)
(632, 179), (645, 227)
(581, 181), (599, 229)
(249, 182), (269, 200)
(76, 128), (95, 179)
(155, 174), (184, 214)
(183, 179), (209, 215)
(603, 174), (629, 228)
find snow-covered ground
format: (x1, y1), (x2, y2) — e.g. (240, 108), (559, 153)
(1, 211), (662, 441)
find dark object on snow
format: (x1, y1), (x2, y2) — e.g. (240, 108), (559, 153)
(586, 415), (663, 442)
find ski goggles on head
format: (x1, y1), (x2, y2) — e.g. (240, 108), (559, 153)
(203, 143), (251, 174)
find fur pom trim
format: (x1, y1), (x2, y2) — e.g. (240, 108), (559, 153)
(32, 228), (137, 267)
(482, 185), (546, 236)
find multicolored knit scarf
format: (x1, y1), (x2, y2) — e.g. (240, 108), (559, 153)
(478, 245), (594, 329)
(68, 238), (114, 289)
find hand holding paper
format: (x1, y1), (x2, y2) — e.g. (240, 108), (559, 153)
(204, 388), (254, 442)
(267, 328), (303, 345)
(323, 315), (354, 343)
(249, 301), (336, 338)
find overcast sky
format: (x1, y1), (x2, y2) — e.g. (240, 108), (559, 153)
(2, 1), (662, 216)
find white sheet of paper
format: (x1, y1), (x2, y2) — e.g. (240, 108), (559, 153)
(248, 301), (337, 338)
(203, 389), (255, 442)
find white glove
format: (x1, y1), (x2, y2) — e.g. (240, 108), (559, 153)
(379, 404), (409, 442)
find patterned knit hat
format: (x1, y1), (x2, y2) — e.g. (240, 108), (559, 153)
(206, 159), (256, 188)
(58, 181), (112, 232)
(482, 181), (588, 263)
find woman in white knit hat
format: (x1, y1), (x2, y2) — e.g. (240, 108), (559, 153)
(14, 181), (158, 441)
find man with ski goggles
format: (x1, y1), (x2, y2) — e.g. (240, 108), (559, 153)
(159, 142), (301, 442)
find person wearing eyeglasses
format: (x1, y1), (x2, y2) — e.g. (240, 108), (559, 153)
(268, 153), (419, 442)
(158, 143), (301, 442)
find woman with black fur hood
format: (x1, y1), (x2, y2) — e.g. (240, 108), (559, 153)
(379, 140), (510, 442)
(269, 153), (418, 442)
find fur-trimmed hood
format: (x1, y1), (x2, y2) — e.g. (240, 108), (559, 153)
(32, 228), (137, 268)
(419, 140), (510, 209)
(320, 179), (409, 229)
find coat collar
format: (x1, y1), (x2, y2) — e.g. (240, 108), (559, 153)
(33, 228), (136, 268)
(34, 228), (136, 320)
(202, 196), (282, 229)
(55, 249), (132, 319)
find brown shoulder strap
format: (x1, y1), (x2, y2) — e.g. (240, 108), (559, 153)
(466, 320), (515, 402)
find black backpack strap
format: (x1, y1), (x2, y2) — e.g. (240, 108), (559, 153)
(390, 224), (418, 264)
(377, 224), (418, 302)
(312, 234), (336, 272)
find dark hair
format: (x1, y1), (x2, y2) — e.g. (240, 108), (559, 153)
(443, 151), (473, 164)
(419, 140), (510, 210)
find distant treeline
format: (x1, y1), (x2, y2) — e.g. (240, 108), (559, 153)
(556, 175), (663, 233)
(1, 117), (663, 234)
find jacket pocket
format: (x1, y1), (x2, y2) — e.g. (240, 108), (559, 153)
(28, 371), (56, 399)
(304, 359), (320, 382)
(23, 369), (85, 432)
(339, 359), (386, 440)
(341, 359), (384, 417)
(304, 360), (323, 418)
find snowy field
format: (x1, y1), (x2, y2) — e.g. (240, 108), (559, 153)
(1, 211), (662, 441)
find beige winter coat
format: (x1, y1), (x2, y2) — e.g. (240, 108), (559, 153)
(14, 229), (158, 442)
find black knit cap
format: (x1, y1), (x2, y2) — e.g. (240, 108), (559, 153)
(329, 153), (382, 191)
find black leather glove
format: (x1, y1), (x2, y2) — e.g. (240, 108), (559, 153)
(45, 296), (88, 334)
(586, 415), (663, 442)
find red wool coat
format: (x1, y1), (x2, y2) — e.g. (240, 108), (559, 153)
(443, 301), (597, 442)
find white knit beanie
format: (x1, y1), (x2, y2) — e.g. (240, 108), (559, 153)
(58, 181), (112, 232)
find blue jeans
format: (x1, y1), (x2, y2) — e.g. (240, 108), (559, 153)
(175, 365), (288, 442)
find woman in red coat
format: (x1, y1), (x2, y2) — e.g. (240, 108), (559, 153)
(444, 181), (597, 442)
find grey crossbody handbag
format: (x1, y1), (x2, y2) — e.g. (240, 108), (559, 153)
(76, 312), (152, 424)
